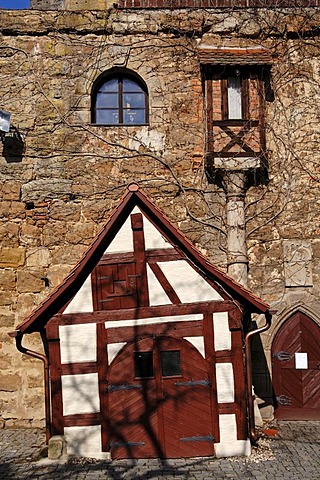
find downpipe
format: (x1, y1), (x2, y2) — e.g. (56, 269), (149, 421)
(9, 330), (51, 443)
(245, 310), (273, 445)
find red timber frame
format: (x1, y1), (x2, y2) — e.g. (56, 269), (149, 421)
(16, 184), (270, 455)
(45, 298), (248, 449)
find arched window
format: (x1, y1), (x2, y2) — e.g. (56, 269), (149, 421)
(92, 70), (148, 126)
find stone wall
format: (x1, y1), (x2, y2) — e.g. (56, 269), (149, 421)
(0, 6), (319, 426)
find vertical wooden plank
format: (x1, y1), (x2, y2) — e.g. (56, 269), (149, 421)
(97, 322), (109, 452)
(48, 335), (64, 436)
(221, 77), (228, 120)
(203, 312), (219, 443)
(242, 76), (249, 120)
(131, 213), (149, 307)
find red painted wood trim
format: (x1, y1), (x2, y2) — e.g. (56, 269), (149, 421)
(203, 312), (219, 443)
(45, 320), (59, 340)
(99, 248), (182, 265)
(154, 342), (166, 457)
(53, 300), (237, 325)
(48, 339), (64, 436)
(18, 187), (268, 334)
(63, 412), (100, 427)
(60, 362), (98, 375)
(97, 322), (109, 452)
(148, 262), (181, 305)
(131, 213), (149, 307)
(107, 320), (203, 344)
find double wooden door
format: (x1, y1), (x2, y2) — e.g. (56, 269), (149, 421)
(106, 336), (215, 459)
(272, 312), (320, 419)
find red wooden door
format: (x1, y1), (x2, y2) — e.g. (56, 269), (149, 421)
(106, 336), (215, 459)
(272, 312), (320, 419)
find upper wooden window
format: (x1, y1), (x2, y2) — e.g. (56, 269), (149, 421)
(92, 70), (148, 126)
(204, 65), (266, 159)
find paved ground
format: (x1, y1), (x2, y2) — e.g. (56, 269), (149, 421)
(0, 421), (319, 479)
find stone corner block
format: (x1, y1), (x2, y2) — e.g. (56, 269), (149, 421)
(48, 435), (67, 460)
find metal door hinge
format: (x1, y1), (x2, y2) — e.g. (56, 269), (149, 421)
(276, 395), (292, 406)
(273, 351), (292, 361)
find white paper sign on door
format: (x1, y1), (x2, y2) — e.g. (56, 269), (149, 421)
(295, 352), (308, 369)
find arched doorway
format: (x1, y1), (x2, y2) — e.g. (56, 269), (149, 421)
(106, 336), (215, 459)
(272, 312), (320, 420)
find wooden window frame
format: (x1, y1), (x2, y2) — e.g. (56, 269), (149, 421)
(91, 69), (149, 126)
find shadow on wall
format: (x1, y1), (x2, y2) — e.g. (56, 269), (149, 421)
(250, 322), (274, 412)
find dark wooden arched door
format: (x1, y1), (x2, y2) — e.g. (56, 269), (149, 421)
(106, 336), (215, 459)
(272, 312), (320, 419)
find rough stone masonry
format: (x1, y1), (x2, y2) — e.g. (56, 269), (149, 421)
(0, 2), (320, 428)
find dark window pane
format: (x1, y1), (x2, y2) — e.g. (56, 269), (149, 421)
(123, 93), (145, 109)
(123, 78), (144, 93)
(99, 78), (118, 93)
(96, 93), (119, 109)
(134, 352), (154, 378)
(161, 351), (181, 377)
(96, 109), (119, 124)
(123, 109), (146, 125)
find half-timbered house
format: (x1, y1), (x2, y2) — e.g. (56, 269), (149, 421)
(13, 184), (271, 459)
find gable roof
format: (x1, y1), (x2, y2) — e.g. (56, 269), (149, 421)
(16, 183), (269, 334)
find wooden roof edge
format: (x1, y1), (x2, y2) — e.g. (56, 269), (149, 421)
(16, 183), (269, 334)
(134, 189), (270, 313)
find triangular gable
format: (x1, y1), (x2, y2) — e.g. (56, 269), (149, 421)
(16, 184), (269, 334)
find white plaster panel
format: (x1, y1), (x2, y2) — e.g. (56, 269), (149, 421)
(107, 342), (127, 365)
(183, 336), (205, 357)
(64, 425), (109, 459)
(213, 312), (231, 351)
(63, 275), (93, 314)
(105, 313), (202, 329)
(59, 323), (97, 364)
(216, 363), (235, 403)
(158, 261), (223, 303)
(147, 264), (172, 306)
(214, 439), (251, 457)
(219, 413), (237, 443)
(142, 212), (172, 250)
(105, 207), (171, 254)
(61, 373), (100, 416)
(105, 210), (134, 254)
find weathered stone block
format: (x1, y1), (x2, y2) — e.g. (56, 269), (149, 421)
(0, 248), (25, 268)
(48, 435), (67, 460)
(0, 374), (22, 392)
(26, 248), (51, 268)
(0, 270), (16, 290)
(17, 271), (45, 294)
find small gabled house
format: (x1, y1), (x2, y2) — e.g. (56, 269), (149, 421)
(13, 184), (271, 460)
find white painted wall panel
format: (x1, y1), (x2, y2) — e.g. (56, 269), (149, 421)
(64, 425), (109, 459)
(61, 373), (100, 416)
(59, 324), (97, 364)
(158, 261), (223, 303)
(105, 207), (171, 254)
(183, 336), (205, 357)
(147, 264), (172, 306)
(63, 275), (93, 314)
(216, 363), (235, 403)
(213, 312), (231, 351)
(107, 342), (127, 365)
(219, 413), (237, 443)
(105, 313), (202, 330)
